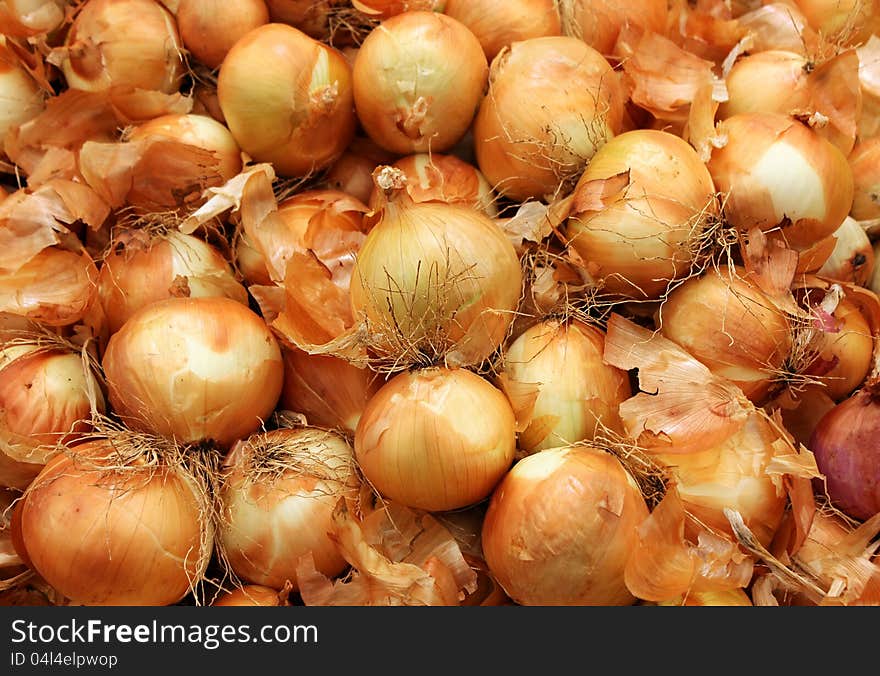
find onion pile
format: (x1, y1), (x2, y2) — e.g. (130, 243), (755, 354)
(0, 0), (878, 609)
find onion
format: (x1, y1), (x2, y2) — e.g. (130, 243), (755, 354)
(354, 366), (516, 512)
(352, 11), (488, 155)
(59, 0), (185, 95)
(218, 426), (360, 590)
(101, 296), (283, 448)
(849, 137), (880, 221)
(280, 346), (383, 437)
(657, 267), (793, 402)
(0, 1), (66, 37)
(18, 435), (214, 606)
(263, 0), (336, 39)
(367, 153), (498, 217)
(792, 0), (880, 47)
(176, 0), (270, 70)
(810, 380), (880, 521)
(443, 0), (562, 62)
(481, 444), (649, 606)
(0, 39), (45, 149)
(557, 0), (668, 59)
(349, 167), (521, 368)
(351, 0), (442, 20)
(857, 35), (880, 141)
(816, 216), (874, 287)
(706, 112), (854, 252)
(496, 318), (631, 452)
(217, 23), (356, 177)
(126, 112), (243, 182)
(472, 36), (626, 202)
(212, 585), (290, 606)
(320, 136), (397, 205)
(97, 226), (248, 336)
(657, 589), (753, 606)
(0, 337), (106, 490)
(565, 128), (719, 300)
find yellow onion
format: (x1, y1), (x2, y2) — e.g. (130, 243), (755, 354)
(657, 267), (793, 402)
(481, 444), (649, 606)
(733, 3), (817, 54)
(126, 112), (243, 182)
(473, 36), (626, 202)
(0, 339), (105, 490)
(557, 0), (668, 59)
(218, 23), (356, 177)
(18, 436), (214, 606)
(0, 39), (45, 150)
(857, 36), (880, 141)
(212, 584), (290, 606)
(706, 112), (854, 252)
(849, 137), (880, 221)
(350, 167), (521, 368)
(367, 153), (497, 216)
(792, 0), (880, 47)
(657, 589), (753, 606)
(816, 216), (874, 287)
(97, 227), (249, 335)
(101, 296), (283, 447)
(496, 318), (631, 453)
(0, 1), (66, 37)
(263, 0), (336, 39)
(565, 128), (719, 300)
(218, 426), (360, 590)
(354, 367), (516, 512)
(279, 346), (384, 437)
(59, 0), (185, 94)
(443, 0), (561, 62)
(352, 11), (488, 155)
(320, 136), (398, 205)
(176, 0), (270, 70)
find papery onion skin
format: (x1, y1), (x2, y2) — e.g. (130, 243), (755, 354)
(816, 216), (874, 287)
(60, 0), (185, 94)
(657, 268), (792, 403)
(810, 383), (880, 521)
(498, 318), (631, 452)
(19, 443), (211, 606)
(355, 367), (516, 512)
(473, 36), (626, 202)
(481, 444), (649, 606)
(176, 0), (270, 70)
(706, 113), (853, 251)
(557, 0), (668, 59)
(0, 44), (46, 148)
(217, 23), (356, 177)
(352, 11), (488, 155)
(218, 427), (359, 590)
(792, 0), (880, 46)
(101, 296), (283, 447)
(565, 128), (719, 300)
(443, 0), (562, 62)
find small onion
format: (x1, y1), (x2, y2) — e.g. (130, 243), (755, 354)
(218, 426), (360, 590)
(349, 167), (521, 368)
(849, 137), (880, 221)
(810, 380), (880, 521)
(321, 136), (397, 205)
(367, 153), (498, 216)
(557, 0), (668, 59)
(473, 36), (626, 202)
(0, 40), (45, 149)
(352, 11), (488, 155)
(816, 216), (874, 287)
(97, 227), (249, 335)
(60, 0), (185, 94)
(497, 318), (631, 452)
(18, 437), (213, 606)
(126, 112), (243, 182)
(176, 0), (270, 70)
(706, 112), (854, 252)
(101, 296), (283, 447)
(481, 444), (649, 606)
(354, 367), (516, 512)
(218, 23), (356, 177)
(565, 128), (719, 300)
(657, 267), (793, 402)
(443, 0), (562, 62)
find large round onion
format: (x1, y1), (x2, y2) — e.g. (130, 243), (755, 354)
(218, 426), (360, 590)
(349, 167), (522, 368)
(810, 381), (880, 521)
(355, 367), (516, 512)
(101, 296), (283, 447)
(60, 0), (185, 94)
(565, 128), (719, 300)
(352, 11), (488, 155)
(481, 444), (649, 605)
(497, 318), (631, 452)
(18, 438), (213, 606)
(218, 23), (356, 177)
(473, 36), (626, 202)
(176, 0), (269, 70)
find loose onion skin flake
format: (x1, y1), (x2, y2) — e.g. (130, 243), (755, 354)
(557, 0), (668, 59)
(482, 444), (649, 606)
(101, 296), (283, 448)
(355, 367), (516, 512)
